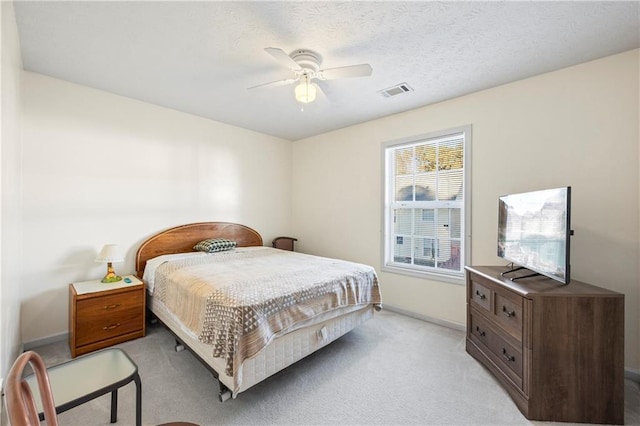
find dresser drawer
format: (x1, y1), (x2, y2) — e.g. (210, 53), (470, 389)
(469, 271), (524, 341)
(470, 309), (523, 389)
(75, 290), (144, 347)
(492, 286), (523, 341)
(470, 280), (491, 311)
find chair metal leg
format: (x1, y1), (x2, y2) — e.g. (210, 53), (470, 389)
(134, 373), (142, 426)
(110, 389), (117, 423)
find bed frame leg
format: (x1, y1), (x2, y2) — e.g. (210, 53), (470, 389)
(174, 340), (185, 352)
(146, 308), (158, 325)
(218, 382), (232, 402)
(219, 389), (232, 402)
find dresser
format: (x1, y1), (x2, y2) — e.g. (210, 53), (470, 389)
(69, 275), (146, 357)
(465, 266), (624, 425)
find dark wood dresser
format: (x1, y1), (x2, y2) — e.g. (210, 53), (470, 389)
(465, 265), (624, 424)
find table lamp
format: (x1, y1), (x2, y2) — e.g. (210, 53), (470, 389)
(95, 244), (124, 283)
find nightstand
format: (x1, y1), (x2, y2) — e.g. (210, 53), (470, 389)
(69, 275), (146, 357)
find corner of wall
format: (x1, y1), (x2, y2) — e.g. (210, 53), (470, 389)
(1, 0), (25, 384)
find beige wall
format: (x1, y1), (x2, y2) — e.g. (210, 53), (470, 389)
(19, 73), (292, 343)
(292, 50), (640, 370)
(1, 0), (25, 381)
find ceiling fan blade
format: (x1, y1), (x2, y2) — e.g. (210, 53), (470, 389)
(247, 78), (298, 90)
(313, 82), (331, 105)
(318, 64), (373, 80)
(264, 47), (302, 71)
(314, 82), (326, 98)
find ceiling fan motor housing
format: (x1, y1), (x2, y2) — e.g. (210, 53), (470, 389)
(290, 49), (321, 73)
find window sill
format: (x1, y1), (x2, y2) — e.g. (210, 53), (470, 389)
(381, 264), (466, 285)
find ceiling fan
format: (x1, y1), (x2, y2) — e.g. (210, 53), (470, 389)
(248, 47), (373, 104)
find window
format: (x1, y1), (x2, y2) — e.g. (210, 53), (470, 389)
(382, 126), (471, 283)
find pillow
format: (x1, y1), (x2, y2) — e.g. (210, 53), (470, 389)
(193, 238), (237, 253)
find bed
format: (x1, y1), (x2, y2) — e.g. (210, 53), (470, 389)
(135, 222), (382, 401)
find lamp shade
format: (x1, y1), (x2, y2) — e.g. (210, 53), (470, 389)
(294, 79), (317, 104)
(95, 244), (124, 263)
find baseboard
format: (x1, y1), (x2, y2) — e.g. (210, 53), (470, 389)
(383, 304), (465, 332)
(23, 332), (68, 350)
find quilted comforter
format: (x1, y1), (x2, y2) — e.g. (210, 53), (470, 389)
(153, 247), (382, 379)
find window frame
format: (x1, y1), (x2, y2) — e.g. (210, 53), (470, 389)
(381, 125), (472, 285)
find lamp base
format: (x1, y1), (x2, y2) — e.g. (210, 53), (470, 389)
(102, 262), (122, 283)
(101, 275), (122, 283)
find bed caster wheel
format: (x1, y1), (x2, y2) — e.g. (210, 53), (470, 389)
(175, 343), (185, 352)
(219, 390), (232, 402)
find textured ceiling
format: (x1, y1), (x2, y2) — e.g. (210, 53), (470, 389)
(13, 1), (640, 141)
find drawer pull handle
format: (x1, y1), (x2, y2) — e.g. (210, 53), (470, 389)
(502, 348), (515, 362)
(103, 304), (121, 310)
(475, 290), (486, 300)
(475, 326), (486, 337)
(502, 306), (516, 318)
(103, 323), (121, 330)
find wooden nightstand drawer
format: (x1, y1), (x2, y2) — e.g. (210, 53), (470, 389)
(75, 291), (144, 346)
(69, 275), (146, 357)
(76, 290), (143, 318)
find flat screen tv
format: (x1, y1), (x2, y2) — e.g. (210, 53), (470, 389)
(497, 187), (571, 284)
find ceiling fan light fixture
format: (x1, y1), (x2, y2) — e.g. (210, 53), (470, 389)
(295, 78), (316, 104)
(252, 47), (372, 105)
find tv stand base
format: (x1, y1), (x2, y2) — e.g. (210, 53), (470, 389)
(500, 265), (542, 281)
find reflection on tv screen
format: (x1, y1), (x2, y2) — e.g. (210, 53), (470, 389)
(498, 187), (570, 283)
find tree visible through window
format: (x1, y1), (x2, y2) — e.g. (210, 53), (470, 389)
(383, 126), (471, 281)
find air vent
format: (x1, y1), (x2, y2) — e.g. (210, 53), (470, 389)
(378, 83), (413, 98)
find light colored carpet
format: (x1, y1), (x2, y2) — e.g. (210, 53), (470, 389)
(29, 310), (640, 426)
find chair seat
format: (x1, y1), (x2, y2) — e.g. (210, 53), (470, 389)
(24, 348), (142, 426)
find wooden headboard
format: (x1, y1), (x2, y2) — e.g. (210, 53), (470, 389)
(135, 222), (263, 277)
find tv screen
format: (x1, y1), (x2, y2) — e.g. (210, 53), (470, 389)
(498, 187), (571, 284)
